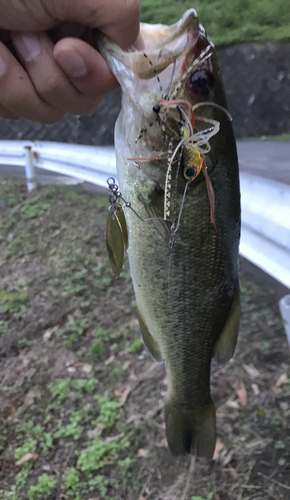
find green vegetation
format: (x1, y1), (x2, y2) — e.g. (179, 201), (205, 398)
(192, 494), (213, 500)
(0, 178), (289, 500)
(129, 338), (143, 354)
(28, 475), (57, 500)
(140, 0), (290, 45)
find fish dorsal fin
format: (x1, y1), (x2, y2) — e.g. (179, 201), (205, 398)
(106, 207), (128, 278)
(138, 187), (172, 241)
(214, 287), (240, 365)
(137, 306), (162, 363)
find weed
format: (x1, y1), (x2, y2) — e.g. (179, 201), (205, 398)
(62, 317), (88, 347)
(77, 435), (130, 476)
(15, 439), (37, 460)
(96, 328), (111, 341)
(0, 289), (26, 316)
(55, 412), (83, 440)
(91, 342), (103, 359)
(192, 494), (213, 500)
(63, 272), (86, 295)
(28, 474), (57, 500)
(7, 236), (36, 257)
(274, 440), (286, 450)
(129, 339), (143, 354)
(63, 467), (81, 490)
(48, 379), (70, 401)
(0, 320), (10, 335)
(73, 377), (97, 394)
(95, 393), (120, 428)
(15, 465), (33, 491)
(33, 425), (53, 453)
(19, 197), (51, 220)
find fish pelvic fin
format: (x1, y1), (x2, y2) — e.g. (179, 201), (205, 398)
(137, 307), (163, 363)
(165, 399), (216, 458)
(214, 287), (240, 365)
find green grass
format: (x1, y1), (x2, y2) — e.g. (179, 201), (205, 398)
(140, 0), (290, 46)
(1, 179), (290, 500)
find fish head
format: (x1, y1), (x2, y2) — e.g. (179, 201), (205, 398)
(96, 9), (230, 163)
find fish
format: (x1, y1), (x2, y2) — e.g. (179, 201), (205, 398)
(96, 9), (241, 458)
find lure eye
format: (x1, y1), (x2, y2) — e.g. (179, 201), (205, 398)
(153, 103), (161, 113)
(189, 69), (214, 96)
(183, 166), (197, 181)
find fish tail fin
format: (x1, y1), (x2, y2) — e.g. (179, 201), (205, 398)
(165, 399), (216, 458)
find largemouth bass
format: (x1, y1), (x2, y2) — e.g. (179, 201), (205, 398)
(97, 9), (240, 459)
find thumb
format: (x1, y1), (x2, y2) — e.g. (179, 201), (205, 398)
(50, 0), (141, 49)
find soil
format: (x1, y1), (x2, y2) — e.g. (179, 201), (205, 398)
(0, 177), (289, 500)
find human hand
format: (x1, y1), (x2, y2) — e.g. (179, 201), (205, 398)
(0, 0), (140, 123)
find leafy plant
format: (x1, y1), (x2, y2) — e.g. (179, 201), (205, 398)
(73, 377), (97, 394)
(0, 289), (26, 315)
(95, 393), (120, 428)
(48, 379), (70, 401)
(91, 342), (103, 359)
(15, 439), (37, 460)
(192, 494), (213, 500)
(63, 467), (81, 490)
(28, 474), (57, 500)
(129, 339), (143, 354)
(55, 412), (83, 440)
(20, 198), (51, 219)
(77, 435), (130, 476)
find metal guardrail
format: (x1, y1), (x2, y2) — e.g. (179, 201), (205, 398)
(0, 140), (117, 190)
(239, 174), (290, 290)
(1, 141), (290, 297)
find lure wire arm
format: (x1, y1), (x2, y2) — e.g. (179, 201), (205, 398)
(107, 177), (144, 222)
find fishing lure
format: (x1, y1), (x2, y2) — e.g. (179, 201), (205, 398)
(127, 46), (232, 246)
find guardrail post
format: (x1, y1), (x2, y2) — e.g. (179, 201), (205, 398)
(24, 145), (36, 191)
(279, 295), (290, 348)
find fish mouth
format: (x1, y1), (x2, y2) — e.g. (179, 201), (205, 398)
(96, 9), (210, 97)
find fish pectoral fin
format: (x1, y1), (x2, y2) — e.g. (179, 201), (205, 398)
(106, 207), (128, 278)
(137, 307), (162, 363)
(165, 399), (216, 458)
(214, 287), (240, 365)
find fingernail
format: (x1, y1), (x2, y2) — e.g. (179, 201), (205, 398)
(12, 33), (41, 62)
(0, 55), (6, 76)
(55, 51), (87, 78)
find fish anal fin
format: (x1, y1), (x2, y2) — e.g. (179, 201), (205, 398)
(137, 307), (162, 363)
(165, 399), (216, 458)
(214, 287), (240, 365)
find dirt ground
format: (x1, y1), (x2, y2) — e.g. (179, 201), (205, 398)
(0, 177), (289, 500)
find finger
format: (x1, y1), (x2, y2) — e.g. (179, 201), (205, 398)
(49, 0), (141, 49)
(95, 0), (141, 49)
(0, 102), (18, 120)
(12, 32), (103, 115)
(54, 37), (118, 101)
(0, 41), (64, 123)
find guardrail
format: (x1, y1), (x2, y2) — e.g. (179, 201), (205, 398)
(1, 141), (290, 296)
(0, 140), (117, 190)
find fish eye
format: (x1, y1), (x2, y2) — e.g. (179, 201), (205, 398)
(189, 69), (214, 96)
(184, 166), (197, 181)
